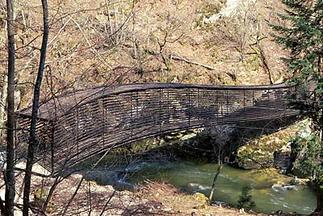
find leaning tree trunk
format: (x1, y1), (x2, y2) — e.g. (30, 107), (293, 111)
(209, 165), (222, 202)
(5, 0), (16, 215)
(22, 0), (49, 215)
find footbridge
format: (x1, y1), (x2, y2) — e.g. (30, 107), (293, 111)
(16, 83), (298, 174)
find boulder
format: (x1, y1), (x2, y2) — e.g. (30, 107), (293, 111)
(192, 192), (209, 209)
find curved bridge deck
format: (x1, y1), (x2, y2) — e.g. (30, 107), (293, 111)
(16, 83), (298, 174)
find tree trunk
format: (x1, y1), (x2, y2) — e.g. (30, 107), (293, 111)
(0, 75), (8, 140)
(208, 165), (222, 202)
(5, 0), (16, 215)
(22, 0), (49, 215)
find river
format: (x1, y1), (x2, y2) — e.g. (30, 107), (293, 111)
(82, 158), (316, 215)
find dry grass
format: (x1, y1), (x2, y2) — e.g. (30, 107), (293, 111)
(137, 181), (263, 216)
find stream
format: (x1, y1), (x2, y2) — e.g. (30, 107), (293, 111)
(82, 158), (316, 215)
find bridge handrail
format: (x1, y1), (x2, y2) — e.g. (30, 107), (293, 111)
(17, 82), (295, 121)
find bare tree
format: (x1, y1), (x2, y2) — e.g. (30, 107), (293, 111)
(5, 0), (16, 215)
(205, 125), (234, 202)
(22, 0), (49, 215)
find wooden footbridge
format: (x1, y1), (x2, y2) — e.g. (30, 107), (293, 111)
(16, 83), (298, 174)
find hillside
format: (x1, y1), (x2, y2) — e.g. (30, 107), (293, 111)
(0, 0), (289, 108)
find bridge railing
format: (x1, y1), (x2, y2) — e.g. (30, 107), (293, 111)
(15, 83), (298, 175)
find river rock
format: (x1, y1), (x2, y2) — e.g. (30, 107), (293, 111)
(186, 183), (211, 193)
(212, 200), (228, 207)
(187, 183), (200, 193)
(289, 176), (310, 186)
(237, 146), (273, 169)
(271, 183), (297, 192)
(15, 161), (51, 176)
(179, 133), (197, 141)
(236, 122), (301, 170)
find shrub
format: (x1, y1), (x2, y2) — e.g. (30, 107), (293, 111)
(237, 185), (256, 211)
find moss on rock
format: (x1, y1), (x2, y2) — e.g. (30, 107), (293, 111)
(236, 122), (302, 169)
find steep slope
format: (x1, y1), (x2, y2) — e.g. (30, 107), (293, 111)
(0, 0), (289, 107)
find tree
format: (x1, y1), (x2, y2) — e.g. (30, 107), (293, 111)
(4, 0), (16, 215)
(272, 0), (322, 127)
(272, 0), (323, 213)
(22, 0), (49, 215)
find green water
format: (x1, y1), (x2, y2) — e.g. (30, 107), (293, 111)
(81, 157), (316, 214)
(125, 160), (316, 215)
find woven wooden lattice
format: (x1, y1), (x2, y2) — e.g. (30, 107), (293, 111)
(16, 83), (298, 174)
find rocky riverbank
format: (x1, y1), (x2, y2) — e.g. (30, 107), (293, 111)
(0, 163), (301, 215)
(236, 119), (312, 171)
(0, 163), (261, 215)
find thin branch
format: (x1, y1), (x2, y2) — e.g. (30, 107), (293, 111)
(170, 54), (216, 70)
(98, 190), (116, 216)
(61, 177), (84, 216)
(70, 16), (112, 70)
